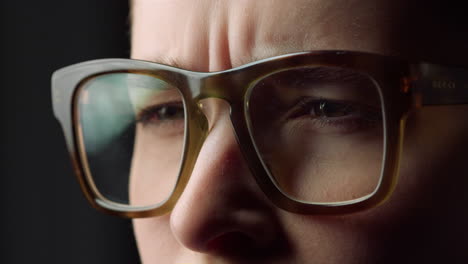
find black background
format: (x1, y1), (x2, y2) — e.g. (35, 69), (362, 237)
(1, 1), (140, 263)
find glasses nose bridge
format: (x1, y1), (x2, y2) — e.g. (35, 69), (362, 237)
(194, 71), (245, 106)
(189, 72), (250, 142)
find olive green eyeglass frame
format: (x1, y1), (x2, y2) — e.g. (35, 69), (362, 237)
(52, 50), (468, 218)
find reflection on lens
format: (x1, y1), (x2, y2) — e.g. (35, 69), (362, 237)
(77, 73), (185, 207)
(247, 67), (384, 203)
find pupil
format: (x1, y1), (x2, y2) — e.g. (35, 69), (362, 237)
(317, 101), (349, 117)
(158, 106), (183, 120)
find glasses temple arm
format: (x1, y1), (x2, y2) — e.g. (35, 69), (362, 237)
(410, 63), (468, 106)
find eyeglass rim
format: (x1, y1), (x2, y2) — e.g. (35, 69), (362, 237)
(51, 50), (468, 218)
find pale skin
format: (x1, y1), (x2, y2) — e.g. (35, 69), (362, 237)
(130, 0), (468, 263)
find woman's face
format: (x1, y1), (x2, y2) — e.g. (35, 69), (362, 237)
(130, 0), (468, 263)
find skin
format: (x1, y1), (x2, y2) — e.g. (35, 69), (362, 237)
(130, 0), (468, 263)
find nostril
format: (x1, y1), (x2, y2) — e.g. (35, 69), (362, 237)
(205, 231), (258, 258)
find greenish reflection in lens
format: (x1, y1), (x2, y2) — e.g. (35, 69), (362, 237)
(247, 67), (384, 203)
(77, 73), (185, 207)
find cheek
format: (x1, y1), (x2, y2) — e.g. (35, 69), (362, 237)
(130, 127), (184, 206)
(133, 217), (182, 263)
(275, 134), (383, 202)
(279, 212), (386, 263)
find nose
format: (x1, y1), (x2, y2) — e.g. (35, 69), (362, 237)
(169, 99), (284, 257)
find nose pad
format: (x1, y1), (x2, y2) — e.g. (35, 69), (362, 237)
(197, 98), (232, 132)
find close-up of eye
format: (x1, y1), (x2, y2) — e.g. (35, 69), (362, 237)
(311, 100), (358, 118)
(285, 98), (383, 134)
(136, 102), (185, 126)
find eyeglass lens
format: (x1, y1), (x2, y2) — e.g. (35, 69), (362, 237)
(248, 67), (385, 203)
(77, 73), (185, 207)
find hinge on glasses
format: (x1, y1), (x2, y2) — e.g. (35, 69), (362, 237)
(401, 71), (422, 108)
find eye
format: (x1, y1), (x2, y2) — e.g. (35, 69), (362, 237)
(285, 98), (382, 134)
(291, 99), (363, 120)
(313, 100), (357, 118)
(136, 102), (185, 125)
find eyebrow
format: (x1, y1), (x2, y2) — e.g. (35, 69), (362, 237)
(136, 56), (185, 69)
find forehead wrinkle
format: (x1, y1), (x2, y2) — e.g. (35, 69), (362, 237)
(132, 0), (398, 72)
(210, 0), (317, 69)
(180, 0), (211, 71)
(250, 0), (324, 60)
(207, 0), (231, 71)
(249, 0), (399, 60)
(131, 0), (210, 71)
(136, 56), (185, 69)
(220, 0), (316, 68)
(223, 1), (258, 68)
(232, 0), (351, 66)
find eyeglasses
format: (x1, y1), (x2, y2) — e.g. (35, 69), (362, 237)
(52, 50), (468, 218)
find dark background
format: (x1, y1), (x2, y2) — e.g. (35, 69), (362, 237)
(1, 1), (141, 263)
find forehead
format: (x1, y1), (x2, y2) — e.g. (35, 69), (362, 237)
(131, 0), (466, 71)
